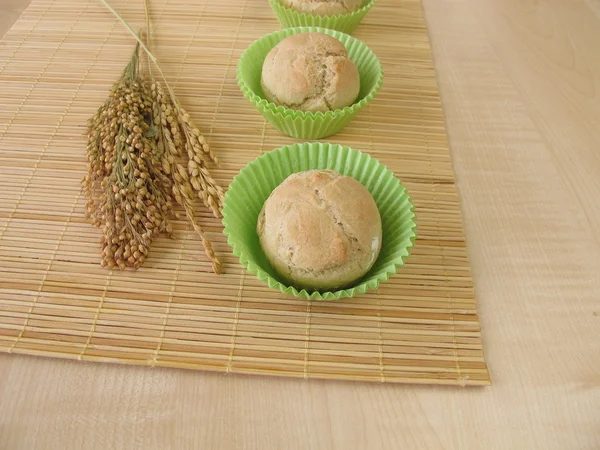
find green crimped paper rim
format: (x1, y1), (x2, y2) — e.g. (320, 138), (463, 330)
(237, 27), (383, 139)
(222, 143), (417, 301)
(268, 0), (377, 34)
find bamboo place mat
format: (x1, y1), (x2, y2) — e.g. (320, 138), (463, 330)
(0, 0), (491, 385)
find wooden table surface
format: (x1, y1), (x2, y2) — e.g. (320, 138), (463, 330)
(1, 0), (599, 449)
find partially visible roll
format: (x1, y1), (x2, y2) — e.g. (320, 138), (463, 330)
(257, 170), (382, 291)
(281, 0), (363, 16)
(260, 32), (360, 113)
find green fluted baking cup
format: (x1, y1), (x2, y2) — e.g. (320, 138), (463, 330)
(222, 143), (417, 301)
(237, 27), (383, 140)
(268, 0), (376, 34)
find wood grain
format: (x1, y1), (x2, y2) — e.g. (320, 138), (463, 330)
(587, 0), (600, 18)
(1, 0), (599, 449)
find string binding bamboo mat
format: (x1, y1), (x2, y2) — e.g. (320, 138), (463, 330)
(0, 0), (490, 385)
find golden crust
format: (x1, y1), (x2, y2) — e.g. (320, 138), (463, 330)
(257, 170), (382, 290)
(260, 32), (360, 112)
(281, 0), (363, 16)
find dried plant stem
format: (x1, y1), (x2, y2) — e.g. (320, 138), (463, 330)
(99, 0), (157, 64)
(85, 0), (225, 274)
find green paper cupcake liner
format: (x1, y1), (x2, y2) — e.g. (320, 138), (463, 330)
(268, 0), (377, 34)
(222, 143), (417, 301)
(237, 27), (383, 140)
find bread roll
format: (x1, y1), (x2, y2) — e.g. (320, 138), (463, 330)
(261, 32), (360, 113)
(257, 170), (382, 291)
(281, 0), (363, 16)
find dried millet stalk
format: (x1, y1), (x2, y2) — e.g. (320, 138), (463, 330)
(151, 82), (222, 274)
(83, 44), (171, 270)
(83, 42), (223, 273)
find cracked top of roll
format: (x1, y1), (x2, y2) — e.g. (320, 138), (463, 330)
(257, 170), (382, 291)
(260, 32), (360, 113)
(281, 0), (363, 16)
